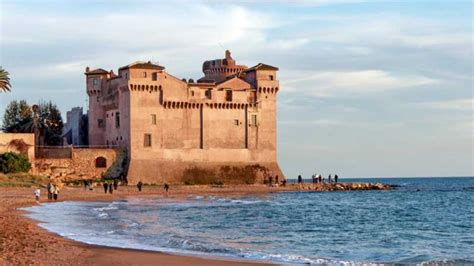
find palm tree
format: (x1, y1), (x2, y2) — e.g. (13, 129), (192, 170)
(0, 66), (11, 92)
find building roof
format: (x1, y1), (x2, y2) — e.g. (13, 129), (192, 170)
(119, 61), (165, 71)
(244, 63), (279, 72)
(85, 68), (109, 75)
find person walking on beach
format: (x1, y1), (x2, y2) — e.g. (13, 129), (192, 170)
(113, 179), (118, 190)
(164, 183), (169, 193)
(108, 183), (113, 194)
(47, 182), (53, 200)
(137, 181), (143, 192)
(335, 174), (338, 183)
(103, 182), (108, 194)
(34, 187), (41, 203)
(297, 175), (302, 184)
(53, 185), (59, 201)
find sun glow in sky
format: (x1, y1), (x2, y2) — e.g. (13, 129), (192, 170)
(0, 0), (472, 177)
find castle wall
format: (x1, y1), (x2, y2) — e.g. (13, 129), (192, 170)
(34, 148), (118, 180)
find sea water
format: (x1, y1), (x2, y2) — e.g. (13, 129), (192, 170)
(23, 177), (474, 265)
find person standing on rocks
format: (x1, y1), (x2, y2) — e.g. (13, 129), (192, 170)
(297, 175), (302, 184)
(164, 183), (169, 193)
(113, 179), (118, 190)
(103, 182), (108, 194)
(275, 175), (279, 185)
(108, 183), (113, 194)
(328, 174), (332, 183)
(318, 174), (322, 184)
(335, 174), (338, 183)
(137, 181), (143, 192)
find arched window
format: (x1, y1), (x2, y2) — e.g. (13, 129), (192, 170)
(95, 157), (107, 168)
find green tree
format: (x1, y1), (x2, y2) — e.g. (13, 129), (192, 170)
(38, 101), (63, 145)
(0, 66), (11, 92)
(1, 100), (32, 132)
(2, 100), (63, 145)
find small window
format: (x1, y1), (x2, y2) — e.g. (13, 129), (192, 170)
(191, 91), (195, 97)
(144, 134), (152, 147)
(151, 114), (157, 125)
(115, 112), (120, 128)
(234, 119), (239, 126)
(251, 115), (257, 126)
(142, 72), (147, 78)
(269, 75), (274, 81)
(152, 72), (157, 81)
(125, 73), (128, 79)
(98, 119), (105, 128)
(96, 157), (107, 168)
(205, 89), (212, 99)
(93, 78), (98, 85)
(226, 90), (233, 102)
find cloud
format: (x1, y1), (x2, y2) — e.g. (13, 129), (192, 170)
(282, 70), (437, 97)
(416, 98), (474, 111)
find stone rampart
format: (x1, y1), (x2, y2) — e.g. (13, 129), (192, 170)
(34, 148), (118, 181)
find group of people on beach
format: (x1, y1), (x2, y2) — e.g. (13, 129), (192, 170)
(297, 174), (339, 184)
(33, 181), (60, 203)
(136, 180), (170, 194)
(102, 180), (119, 194)
(264, 175), (286, 187)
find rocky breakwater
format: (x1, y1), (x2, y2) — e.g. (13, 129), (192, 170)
(292, 182), (391, 192)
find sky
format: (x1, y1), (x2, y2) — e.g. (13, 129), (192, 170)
(0, 0), (472, 178)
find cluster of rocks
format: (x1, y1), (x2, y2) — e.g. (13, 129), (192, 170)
(293, 182), (391, 192)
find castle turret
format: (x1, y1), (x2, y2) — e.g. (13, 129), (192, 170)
(85, 67), (109, 145)
(199, 50), (247, 83)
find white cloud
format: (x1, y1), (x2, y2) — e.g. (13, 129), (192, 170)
(282, 70), (437, 97)
(417, 98), (474, 111)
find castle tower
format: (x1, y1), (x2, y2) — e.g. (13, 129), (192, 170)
(85, 67), (109, 146)
(244, 63), (279, 161)
(199, 50), (247, 83)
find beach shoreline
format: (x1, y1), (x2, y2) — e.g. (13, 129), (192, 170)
(0, 183), (390, 265)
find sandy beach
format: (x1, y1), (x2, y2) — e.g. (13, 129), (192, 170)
(1, 184), (304, 265)
(0, 182), (391, 265)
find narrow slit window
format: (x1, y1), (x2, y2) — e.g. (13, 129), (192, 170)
(151, 114), (157, 125)
(144, 134), (152, 147)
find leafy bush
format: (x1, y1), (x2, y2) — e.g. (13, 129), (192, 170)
(0, 152), (31, 173)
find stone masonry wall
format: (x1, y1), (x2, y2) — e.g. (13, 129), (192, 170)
(34, 148), (118, 181)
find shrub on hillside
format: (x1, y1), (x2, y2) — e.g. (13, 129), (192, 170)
(0, 152), (31, 173)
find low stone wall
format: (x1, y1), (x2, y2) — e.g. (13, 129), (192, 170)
(34, 148), (118, 181)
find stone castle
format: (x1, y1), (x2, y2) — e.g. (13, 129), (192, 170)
(86, 50), (283, 184)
